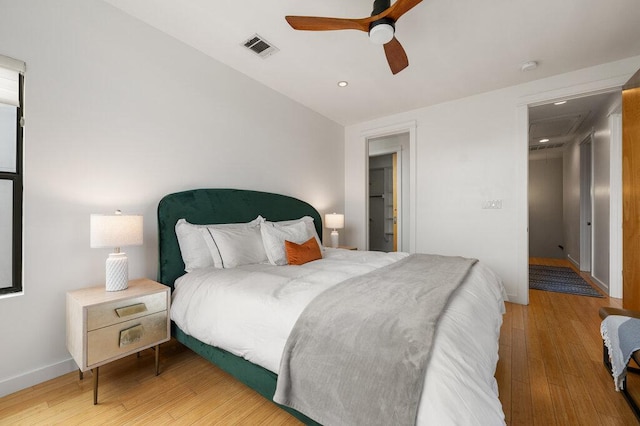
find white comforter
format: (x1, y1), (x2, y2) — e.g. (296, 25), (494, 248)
(171, 249), (507, 425)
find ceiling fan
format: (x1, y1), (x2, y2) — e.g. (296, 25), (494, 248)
(285, 0), (423, 75)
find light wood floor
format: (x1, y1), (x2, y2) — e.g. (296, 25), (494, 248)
(498, 258), (638, 425)
(1, 259), (638, 425)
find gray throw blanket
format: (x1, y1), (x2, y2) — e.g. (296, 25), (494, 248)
(273, 254), (478, 426)
(601, 315), (640, 390)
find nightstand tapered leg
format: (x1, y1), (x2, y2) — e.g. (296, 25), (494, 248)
(79, 369), (83, 380)
(155, 344), (160, 376)
(92, 367), (99, 405)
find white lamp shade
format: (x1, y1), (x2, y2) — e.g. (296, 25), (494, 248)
(325, 213), (344, 230)
(90, 214), (143, 248)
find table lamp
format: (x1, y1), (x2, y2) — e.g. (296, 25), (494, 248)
(324, 213), (344, 248)
(90, 210), (143, 291)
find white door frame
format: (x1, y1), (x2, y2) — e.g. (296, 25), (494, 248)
(516, 75), (627, 305)
(362, 121), (417, 253)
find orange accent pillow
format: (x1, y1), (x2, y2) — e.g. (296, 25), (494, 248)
(285, 237), (322, 265)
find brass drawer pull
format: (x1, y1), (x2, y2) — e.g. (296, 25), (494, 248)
(119, 324), (144, 347)
(115, 303), (147, 317)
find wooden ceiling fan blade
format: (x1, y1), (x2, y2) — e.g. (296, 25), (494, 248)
(385, 0), (424, 22)
(384, 37), (409, 74)
(285, 16), (371, 32)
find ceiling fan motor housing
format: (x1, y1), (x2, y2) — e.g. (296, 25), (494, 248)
(369, 18), (395, 44)
(369, 0), (395, 44)
(371, 0), (391, 16)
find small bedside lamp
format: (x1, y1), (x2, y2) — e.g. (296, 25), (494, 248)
(324, 213), (344, 248)
(90, 210), (143, 292)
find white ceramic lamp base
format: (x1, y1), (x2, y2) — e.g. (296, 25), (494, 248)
(105, 252), (129, 291)
(330, 230), (339, 248)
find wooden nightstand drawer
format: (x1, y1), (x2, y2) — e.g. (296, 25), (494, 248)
(87, 310), (168, 366)
(87, 291), (167, 331)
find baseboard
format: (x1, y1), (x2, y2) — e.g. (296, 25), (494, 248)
(506, 292), (525, 305)
(567, 254), (580, 269)
(0, 357), (77, 398)
(590, 274), (609, 295)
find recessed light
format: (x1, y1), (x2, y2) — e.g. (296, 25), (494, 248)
(554, 100), (567, 105)
(520, 61), (538, 72)
(539, 138), (550, 143)
(337, 81), (348, 87)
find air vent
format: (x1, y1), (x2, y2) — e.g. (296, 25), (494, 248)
(529, 142), (565, 151)
(529, 112), (588, 139)
(242, 34), (279, 58)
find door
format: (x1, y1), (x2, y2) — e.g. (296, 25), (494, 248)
(580, 137), (592, 272)
(623, 70), (640, 309)
(392, 153), (398, 251)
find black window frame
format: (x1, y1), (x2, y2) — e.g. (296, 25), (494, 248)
(0, 73), (23, 295)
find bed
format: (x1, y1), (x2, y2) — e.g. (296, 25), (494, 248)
(157, 188), (507, 425)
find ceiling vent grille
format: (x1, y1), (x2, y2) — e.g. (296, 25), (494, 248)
(529, 142), (565, 152)
(529, 112), (588, 139)
(242, 34), (279, 58)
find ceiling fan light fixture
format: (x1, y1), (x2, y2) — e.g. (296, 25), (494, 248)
(285, 0), (421, 74)
(369, 23), (394, 45)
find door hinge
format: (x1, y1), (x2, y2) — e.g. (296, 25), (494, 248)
(20, 117), (25, 127)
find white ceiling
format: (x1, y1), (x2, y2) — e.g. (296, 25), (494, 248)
(528, 91), (617, 159)
(529, 92), (617, 145)
(103, 0), (640, 126)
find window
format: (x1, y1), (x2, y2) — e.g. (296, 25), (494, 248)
(0, 55), (25, 296)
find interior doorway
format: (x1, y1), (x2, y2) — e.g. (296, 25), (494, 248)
(527, 89), (621, 296)
(367, 132), (409, 252)
(369, 152), (398, 251)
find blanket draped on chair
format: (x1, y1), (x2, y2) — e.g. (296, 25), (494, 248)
(601, 315), (640, 390)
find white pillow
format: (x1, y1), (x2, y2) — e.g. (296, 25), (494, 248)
(260, 221), (314, 266)
(207, 225), (268, 268)
(175, 219), (214, 272)
(200, 216), (264, 268)
(175, 216), (263, 272)
(266, 216), (323, 251)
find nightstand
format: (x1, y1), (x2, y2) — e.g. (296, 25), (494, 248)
(66, 278), (170, 404)
(338, 245), (358, 250)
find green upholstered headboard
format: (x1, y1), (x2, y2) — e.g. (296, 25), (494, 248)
(157, 188), (323, 289)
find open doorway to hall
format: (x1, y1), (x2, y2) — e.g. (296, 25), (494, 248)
(527, 90), (621, 296)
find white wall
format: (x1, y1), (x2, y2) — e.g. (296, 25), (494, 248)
(345, 56), (640, 304)
(563, 93), (620, 291)
(582, 93), (620, 289)
(563, 140), (582, 266)
(529, 157), (564, 258)
(592, 123), (611, 288)
(0, 0), (344, 397)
